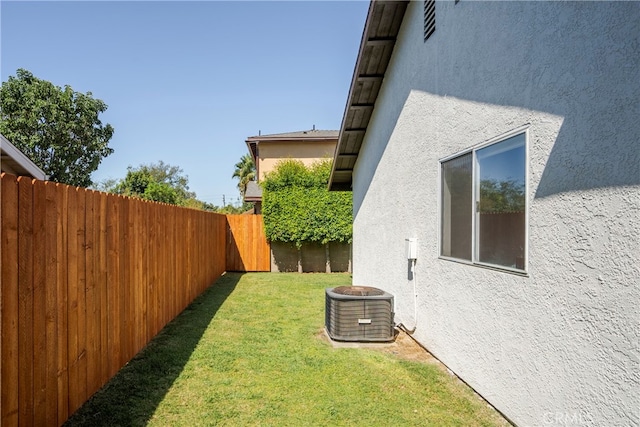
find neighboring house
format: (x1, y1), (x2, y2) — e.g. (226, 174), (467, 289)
(244, 128), (338, 213)
(329, 1), (639, 426)
(244, 128), (351, 272)
(243, 181), (263, 214)
(1, 133), (47, 180)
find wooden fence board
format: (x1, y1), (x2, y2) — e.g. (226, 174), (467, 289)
(147, 202), (156, 341)
(97, 193), (109, 386)
(17, 177), (34, 427)
(55, 184), (69, 425)
(66, 187), (80, 416)
(141, 201), (149, 345)
(129, 199), (139, 357)
(44, 182), (59, 424)
(121, 196), (130, 367)
(106, 194), (121, 380)
(157, 205), (163, 330)
(32, 180), (47, 426)
(170, 205), (177, 320)
(1, 174), (19, 427)
(139, 201), (148, 352)
(85, 190), (100, 399)
(76, 189), (87, 410)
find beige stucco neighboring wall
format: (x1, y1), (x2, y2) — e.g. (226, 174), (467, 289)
(258, 140), (336, 180)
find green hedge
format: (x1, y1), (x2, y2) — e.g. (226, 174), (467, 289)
(262, 159), (352, 247)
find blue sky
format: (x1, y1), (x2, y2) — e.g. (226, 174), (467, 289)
(1, 1), (369, 206)
(477, 134), (525, 185)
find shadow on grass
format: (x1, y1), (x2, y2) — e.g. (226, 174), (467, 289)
(64, 273), (242, 427)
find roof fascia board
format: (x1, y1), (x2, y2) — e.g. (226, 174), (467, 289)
(245, 136), (338, 143)
(0, 133), (48, 180)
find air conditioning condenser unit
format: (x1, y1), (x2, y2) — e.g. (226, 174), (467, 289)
(325, 286), (395, 342)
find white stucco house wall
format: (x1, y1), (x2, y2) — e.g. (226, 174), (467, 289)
(330, 1), (639, 426)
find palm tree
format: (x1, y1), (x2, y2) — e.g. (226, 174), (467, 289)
(232, 153), (256, 197)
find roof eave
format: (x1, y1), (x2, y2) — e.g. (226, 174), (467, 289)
(245, 139), (258, 163)
(245, 135), (338, 143)
(328, 0), (409, 191)
(0, 133), (48, 180)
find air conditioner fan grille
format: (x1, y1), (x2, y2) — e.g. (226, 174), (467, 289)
(332, 286), (385, 297)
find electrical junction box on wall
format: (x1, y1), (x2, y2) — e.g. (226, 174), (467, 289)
(405, 238), (418, 260)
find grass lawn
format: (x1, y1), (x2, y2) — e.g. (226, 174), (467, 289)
(65, 272), (508, 426)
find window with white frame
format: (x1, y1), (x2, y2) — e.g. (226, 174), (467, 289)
(440, 131), (527, 272)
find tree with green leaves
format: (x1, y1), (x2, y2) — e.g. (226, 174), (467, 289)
(262, 159), (352, 272)
(100, 161), (197, 206)
(232, 153), (256, 197)
(0, 68), (114, 187)
(479, 178), (525, 213)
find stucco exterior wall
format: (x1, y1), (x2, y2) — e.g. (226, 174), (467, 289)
(351, 1), (639, 426)
(258, 141), (336, 180)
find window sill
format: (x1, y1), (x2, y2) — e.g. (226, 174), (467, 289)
(438, 256), (529, 278)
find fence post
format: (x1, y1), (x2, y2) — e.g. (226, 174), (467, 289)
(325, 243), (331, 273)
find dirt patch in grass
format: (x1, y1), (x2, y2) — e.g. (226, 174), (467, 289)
(380, 330), (441, 363)
(319, 328), (441, 366)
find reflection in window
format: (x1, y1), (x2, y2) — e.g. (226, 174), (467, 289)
(477, 134), (526, 269)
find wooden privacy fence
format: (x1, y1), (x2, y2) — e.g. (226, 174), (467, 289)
(226, 214), (271, 272)
(478, 211), (525, 268)
(0, 173), (228, 426)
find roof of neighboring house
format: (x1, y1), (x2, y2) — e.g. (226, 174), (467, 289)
(246, 129), (339, 141)
(0, 133), (48, 180)
(244, 181), (263, 202)
(245, 128), (339, 161)
(329, 0), (409, 191)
